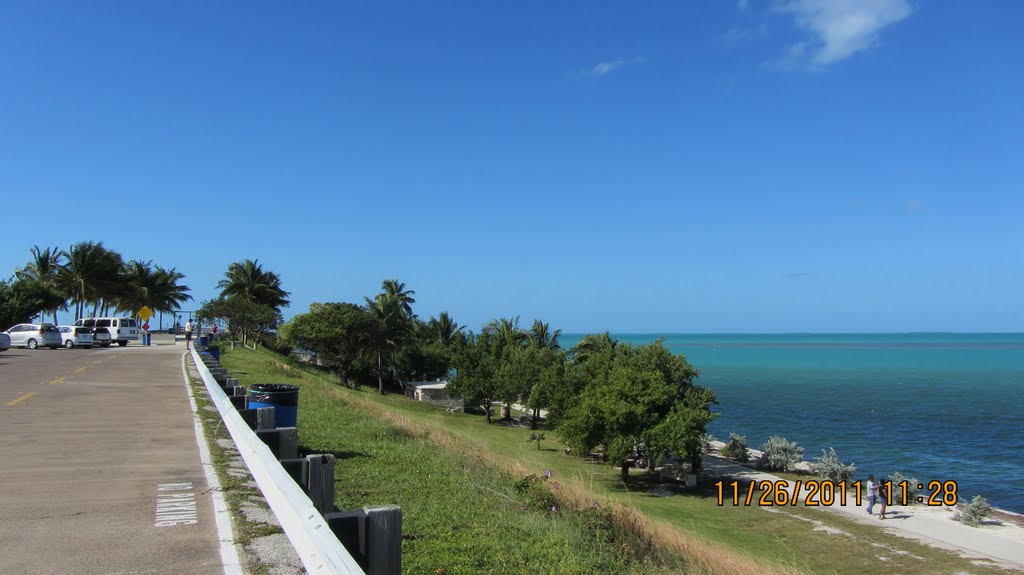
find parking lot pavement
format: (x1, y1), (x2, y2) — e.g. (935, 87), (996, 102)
(0, 343), (229, 574)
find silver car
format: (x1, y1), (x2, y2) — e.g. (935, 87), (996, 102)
(4, 323), (62, 350)
(58, 325), (94, 349)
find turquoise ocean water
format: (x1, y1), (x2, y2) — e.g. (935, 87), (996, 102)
(559, 333), (1024, 513)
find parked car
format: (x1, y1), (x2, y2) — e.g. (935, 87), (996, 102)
(72, 318), (113, 347)
(4, 323), (62, 349)
(75, 317), (140, 347)
(0, 332), (10, 352)
(58, 325), (94, 349)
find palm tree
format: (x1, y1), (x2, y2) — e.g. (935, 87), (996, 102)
(482, 316), (528, 348)
(58, 241), (122, 320)
(571, 332), (617, 363)
(217, 259), (290, 311)
(152, 266), (192, 328)
(381, 279), (416, 318)
(528, 319), (561, 350)
(427, 311), (464, 347)
(15, 245), (66, 324)
(118, 259), (157, 316)
(364, 279), (417, 394)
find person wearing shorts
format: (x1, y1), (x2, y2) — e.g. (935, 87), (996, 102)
(184, 319), (193, 350)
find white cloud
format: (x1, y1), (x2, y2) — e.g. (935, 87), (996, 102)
(582, 57), (646, 78)
(776, 0), (912, 66)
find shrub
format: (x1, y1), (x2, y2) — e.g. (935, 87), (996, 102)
(757, 436), (804, 472)
(953, 495), (992, 527)
(720, 433), (750, 463)
(888, 471), (921, 505)
(813, 448), (855, 483)
(700, 433), (716, 454)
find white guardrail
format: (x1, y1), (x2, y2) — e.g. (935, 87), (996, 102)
(190, 348), (365, 575)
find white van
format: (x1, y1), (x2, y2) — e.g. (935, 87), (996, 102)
(75, 317), (139, 347)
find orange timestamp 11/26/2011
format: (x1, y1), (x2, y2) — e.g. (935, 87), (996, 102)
(714, 479), (959, 507)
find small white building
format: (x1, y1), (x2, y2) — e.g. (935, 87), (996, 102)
(402, 381), (463, 411)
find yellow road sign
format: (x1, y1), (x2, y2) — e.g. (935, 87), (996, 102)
(137, 306), (153, 320)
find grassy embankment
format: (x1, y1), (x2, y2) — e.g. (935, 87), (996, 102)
(222, 346), (1008, 575)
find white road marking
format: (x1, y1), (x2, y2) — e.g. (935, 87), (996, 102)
(155, 483), (198, 526)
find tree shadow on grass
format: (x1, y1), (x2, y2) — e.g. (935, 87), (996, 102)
(603, 469), (723, 501)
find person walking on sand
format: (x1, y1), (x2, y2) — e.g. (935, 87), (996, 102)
(866, 475), (877, 515)
(184, 319), (193, 350)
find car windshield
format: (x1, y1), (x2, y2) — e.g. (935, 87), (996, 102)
(124, 319), (137, 327)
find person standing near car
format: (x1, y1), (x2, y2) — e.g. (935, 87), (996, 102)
(184, 319), (193, 350)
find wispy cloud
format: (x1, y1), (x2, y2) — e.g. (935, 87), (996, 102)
(582, 57), (646, 78)
(722, 23), (768, 43)
(776, 0), (912, 67)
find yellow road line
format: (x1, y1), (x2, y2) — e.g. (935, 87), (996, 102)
(73, 366), (87, 373)
(49, 376), (68, 385)
(6, 392), (36, 406)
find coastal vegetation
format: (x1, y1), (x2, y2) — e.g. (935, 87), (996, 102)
(757, 436), (804, 472)
(200, 266), (1009, 572)
(2, 243), (191, 327)
(812, 448), (856, 483)
(270, 278), (719, 485)
(720, 433), (750, 463)
(218, 345), (1008, 575)
(954, 495), (992, 527)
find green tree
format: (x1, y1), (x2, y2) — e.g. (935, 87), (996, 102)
(281, 302), (375, 386)
(15, 245), (66, 324)
(198, 297), (281, 347)
(524, 347), (565, 429)
(152, 266), (192, 328)
(482, 316), (528, 348)
(557, 339), (716, 481)
(0, 277), (66, 328)
(528, 319), (561, 350)
(58, 241), (122, 320)
(426, 311), (464, 348)
(448, 332), (501, 423)
(217, 259), (290, 311)
(118, 260), (158, 317)
(363, 279), (417, 394)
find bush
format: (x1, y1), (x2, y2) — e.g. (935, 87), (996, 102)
(757, 436), (804, 472)
(953, 495), (992, 527)
(812, 448), (855, 483)
(888, 471), (921, 505)
(720, 433), (750, 463)
(700, 433), (716, 454)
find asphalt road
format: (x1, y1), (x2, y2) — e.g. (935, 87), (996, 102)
(0, 342), (226, 574)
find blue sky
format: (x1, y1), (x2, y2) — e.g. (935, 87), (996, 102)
(2, 1), (1021, 333)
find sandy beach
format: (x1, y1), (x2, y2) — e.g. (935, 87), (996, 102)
(704, 443), (1024, 571)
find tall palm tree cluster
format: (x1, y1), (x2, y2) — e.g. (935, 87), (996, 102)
(10, 242), (192, 325)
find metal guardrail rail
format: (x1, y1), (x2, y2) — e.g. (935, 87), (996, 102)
(190, 348), (366, 575)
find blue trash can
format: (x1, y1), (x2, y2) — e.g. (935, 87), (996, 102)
(248, 384), (299, 428)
